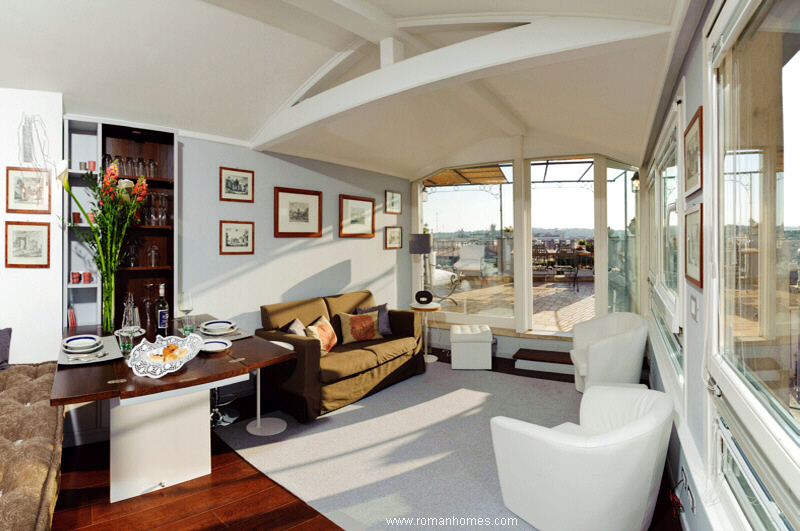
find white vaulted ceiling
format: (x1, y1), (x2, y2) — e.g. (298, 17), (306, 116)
(0, 0), (698, 178)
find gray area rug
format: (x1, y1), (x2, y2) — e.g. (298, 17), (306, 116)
(216, 361), (582, 530)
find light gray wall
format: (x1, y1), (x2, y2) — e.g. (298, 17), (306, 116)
(177, 138), (412, 333)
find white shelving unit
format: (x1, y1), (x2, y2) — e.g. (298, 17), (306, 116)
(62, 118), (103, 328)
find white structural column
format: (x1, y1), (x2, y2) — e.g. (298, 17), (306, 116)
(252, 19), (670, 151)
(410, 181), (423, 294)
(594, 156), (609, 316)
(380, 37), (404, 67)
(513, 135), (533, 333)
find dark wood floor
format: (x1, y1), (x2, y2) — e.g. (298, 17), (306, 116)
(52, 428), (342, 530)
(54, 349), (681, 530)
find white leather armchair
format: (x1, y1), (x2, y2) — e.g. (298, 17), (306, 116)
(570, 312), (647, 392)
(491, 386), (673, 531)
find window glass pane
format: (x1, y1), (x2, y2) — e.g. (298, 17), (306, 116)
(648, 177), (658, 279)
(661, 139), (679, 298)
(608, 164), (638, 313)
(422, 165), (514, 319)
(530, 159), (595, 332)
(718, 0), (800, 435)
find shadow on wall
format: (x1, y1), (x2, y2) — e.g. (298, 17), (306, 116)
(283, 260), (352, 302)
(266, 152), (397, 190)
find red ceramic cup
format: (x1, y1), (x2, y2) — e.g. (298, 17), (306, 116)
(82, 272), (92, 284)
(72, 212), (81, 223)
(71, 272), (81, 284)
(88, 213), (95, 223)
(88, 160), (96, 171)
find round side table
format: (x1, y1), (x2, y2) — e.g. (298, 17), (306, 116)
(411, 301), (441, 363)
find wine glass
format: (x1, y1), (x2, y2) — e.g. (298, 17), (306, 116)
(179, 291), (193, 316)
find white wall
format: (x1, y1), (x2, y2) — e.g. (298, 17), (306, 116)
(178, 138), (412, 331)
(0, 88), (63, 364)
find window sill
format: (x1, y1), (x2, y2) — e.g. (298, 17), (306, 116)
(429, 319), (573, 342)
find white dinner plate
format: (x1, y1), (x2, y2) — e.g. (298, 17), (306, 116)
(62, 335), (101, 352)
(200, 320), (236, 331)
(63, 342), (103, 355)
(269, 341), (294, 351)
(200, 326), (239, 336)
(202, 339), (232, 352)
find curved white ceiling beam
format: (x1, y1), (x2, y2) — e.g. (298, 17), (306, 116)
(251, 17), (669, 152)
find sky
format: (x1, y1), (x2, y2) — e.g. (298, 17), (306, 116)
(422, 163), (634, 234)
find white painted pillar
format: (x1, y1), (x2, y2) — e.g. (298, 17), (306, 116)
(380, 37), (404, 68)
(594, 156), (609, 316)
(411, 181), (423, 293)
(513, 136), (533, 333)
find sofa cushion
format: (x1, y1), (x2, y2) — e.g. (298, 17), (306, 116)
(355, 303), (392, 336)
(280, 318), (307, 337)
(323, 290), (375, 343)
(0, 362), (63, 531)
(261, 297), (329, 331)
(319, 347), (378, 383)
(339, 311), (382, 345)
(364, 336), (417, 365)
(307, 316), (337, 354)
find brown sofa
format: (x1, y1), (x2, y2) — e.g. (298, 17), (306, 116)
(0, 362), (64, 531)
(256, 290), (423, 422)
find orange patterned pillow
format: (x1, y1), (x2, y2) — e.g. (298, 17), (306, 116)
(339, 311), (383, 345)
(307, 315), (338, 354)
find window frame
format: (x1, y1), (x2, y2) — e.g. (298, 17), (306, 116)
(705, 0), (800, 523)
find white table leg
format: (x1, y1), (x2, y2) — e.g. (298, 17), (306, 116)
(423, 312), (437, 363)
(110, 389), (210, 503)
(246, 368), (287, 436)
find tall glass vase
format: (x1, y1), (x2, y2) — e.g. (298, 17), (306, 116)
(101, 271), (116, 333)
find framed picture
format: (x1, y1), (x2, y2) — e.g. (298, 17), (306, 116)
(220, 167), (254, 202)
(385, 226), (402, 249)
(385, 190), (402, 215)
(6, 167), (50, 214)
(219, 220), (254, 255)
(684, 106), (703, 196)
(339, 195), (375, 238)
(685, 204), (703, 289)
(274, 187), (322, 238)
(5, 221), (50, 268)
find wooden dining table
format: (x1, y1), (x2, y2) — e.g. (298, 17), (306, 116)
(51, 314), (295, 503)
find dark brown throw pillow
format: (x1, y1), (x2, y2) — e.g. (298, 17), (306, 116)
(0, 328), (10, 370)
(280, 318), (307, 337)
(355, 303), (392, 336)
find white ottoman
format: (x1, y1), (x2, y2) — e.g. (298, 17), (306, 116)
(450, 325), (493, 370)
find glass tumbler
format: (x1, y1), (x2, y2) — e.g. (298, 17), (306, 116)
(136, 158), (146, 177)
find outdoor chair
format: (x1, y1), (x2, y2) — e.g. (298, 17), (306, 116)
(532, 244), (553, 282)
(454, 244), (488, 278)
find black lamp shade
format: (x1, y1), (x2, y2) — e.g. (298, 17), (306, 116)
(409, 233), (432, 255)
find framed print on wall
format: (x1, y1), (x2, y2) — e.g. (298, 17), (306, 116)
(5, 221), (50, 268)
(220, 167), (254, 202)
(6, 167), (50, 214)
(685, 203), (703, 289)
(385, 190), (402, 214)
(385, 226), (402, 249)
(684, 106), (703, 196)
(339, 194), (375, 238)
(220, 220), (254, 255)
(274, 187), (322, 238)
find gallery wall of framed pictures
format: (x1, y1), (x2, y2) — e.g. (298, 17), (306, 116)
(4, 166), (53, 269)
(682, 106), (703, 290)
(216, 167), (405, 253)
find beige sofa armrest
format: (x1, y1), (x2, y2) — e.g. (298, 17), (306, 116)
(388, 310), (420, 340)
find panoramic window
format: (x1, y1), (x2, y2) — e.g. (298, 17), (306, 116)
(607, 162), (638, 314)
(717, 0), (800, 435)
(529, 158), (595, 332)
(648, 122), (684, 373)
(421, 164), (514, 323)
